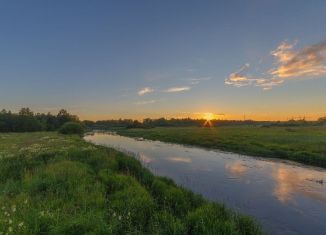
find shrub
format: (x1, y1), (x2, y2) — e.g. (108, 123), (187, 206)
(58, 122), (84, 135)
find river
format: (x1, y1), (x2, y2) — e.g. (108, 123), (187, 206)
(84, 132), (326, 235)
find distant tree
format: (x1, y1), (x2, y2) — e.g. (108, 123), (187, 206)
(57, 109), (79, 127)
(318, 117), (326, 124)
(0, 108), (81, 133)
(19, 107), (34, 116)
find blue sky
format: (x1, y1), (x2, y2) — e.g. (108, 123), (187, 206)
(1, 1), (326, 120)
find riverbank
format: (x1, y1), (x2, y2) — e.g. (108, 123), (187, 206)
(0, 132), (263, 234)
(117, 126), (326, 168)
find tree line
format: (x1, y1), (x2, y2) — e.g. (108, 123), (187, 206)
(2, 107), (326, 132)
(0, 108), (79, 132)
(84, 117), (326, 130)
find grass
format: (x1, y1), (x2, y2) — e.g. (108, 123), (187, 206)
(117, 126), (326, 168)
(0, 132), (263, 235)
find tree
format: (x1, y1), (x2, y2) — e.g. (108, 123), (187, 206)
(19, 107), (34, 116)
(57, 109), (79, 127)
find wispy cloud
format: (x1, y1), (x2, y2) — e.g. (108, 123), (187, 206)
(225, 64), (253, 87)
(164, 86), (191, 93)
(226, 40), (326, 90)
(138, 87), (154, 96)
(186, 77), (211, 85)
(270, 40), (326, 78)
(135, 100), (157, 105)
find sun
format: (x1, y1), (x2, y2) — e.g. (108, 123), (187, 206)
(203, 112), (215, 121)
(202, 112), (216, 128)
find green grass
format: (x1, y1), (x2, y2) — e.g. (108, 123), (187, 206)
(0, 132), (263, 235)
(117, 126), (326, 168)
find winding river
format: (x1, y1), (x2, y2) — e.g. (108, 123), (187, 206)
(85, 132), (326, 235)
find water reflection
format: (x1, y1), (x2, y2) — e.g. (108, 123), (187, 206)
(85, 133), (326, 235)
(138, 153), (153, 164)
(272, 165), (326, 203)
(226, 161), (248, 178)
(168, 156), (192, 163)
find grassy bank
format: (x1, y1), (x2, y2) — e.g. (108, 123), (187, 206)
(0, 132), (263, 235)
(117, 126), (326, 168)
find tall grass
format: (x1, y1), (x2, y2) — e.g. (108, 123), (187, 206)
(0, 132), (264, 234)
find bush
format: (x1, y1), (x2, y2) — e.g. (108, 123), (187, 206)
(58, 122), (84, 135)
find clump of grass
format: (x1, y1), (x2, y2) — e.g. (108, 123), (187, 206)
(0, 132), (264, 235)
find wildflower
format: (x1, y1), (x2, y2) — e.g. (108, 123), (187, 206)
(113, 212), (116, 217)
(24, 199), (28, 204)
(8, 227), (13, 233)
(8, 219), (12, 224)
(18, 222), (24, 228)
(118, 216), (121, 220)
(11, 206), (16, 213)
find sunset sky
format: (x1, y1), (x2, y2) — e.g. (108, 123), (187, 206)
(1, 1), (326, 121)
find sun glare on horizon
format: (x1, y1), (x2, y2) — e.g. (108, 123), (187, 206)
(203, 112), (215, 121)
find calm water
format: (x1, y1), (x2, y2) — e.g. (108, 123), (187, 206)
(85, 133), (326, 235)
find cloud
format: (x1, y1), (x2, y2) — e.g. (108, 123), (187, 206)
(270, 40), (326, 78)
(135, 100), (156, 105)
(226, 40), (326, 90)
(186, 77), (211, 85)
(225, 64), (285, 90)
(254, 78), (284, 90)
(138, 87), (154, 96)
(164, 86), (191, 93)
(225, 64), (253, 87)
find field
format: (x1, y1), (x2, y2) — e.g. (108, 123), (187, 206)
(117, 126), (326, 168)
(0, 132), (263, 235)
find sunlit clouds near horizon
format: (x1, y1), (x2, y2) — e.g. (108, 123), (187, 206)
(226, 40), (326, 90)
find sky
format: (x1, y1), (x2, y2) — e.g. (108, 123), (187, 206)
(1, 0), (326, 121)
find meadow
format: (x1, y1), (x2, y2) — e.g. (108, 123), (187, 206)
(117, 126), (326, 168)
(0, 132), (263, 235)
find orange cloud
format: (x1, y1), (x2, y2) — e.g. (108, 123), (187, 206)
(226, 40), (326, 90)
(225, 64), (283, 90)
(271, 40), (326, 78)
